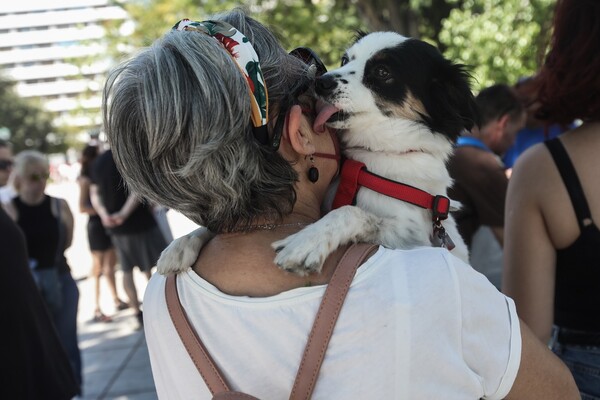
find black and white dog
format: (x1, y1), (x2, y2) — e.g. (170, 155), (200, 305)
(271, 31), (477, 274)
(157, 32), (477, 275)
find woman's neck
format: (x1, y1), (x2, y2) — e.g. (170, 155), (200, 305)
(19, 192), (45, 205)
(193, 216), (347, 297)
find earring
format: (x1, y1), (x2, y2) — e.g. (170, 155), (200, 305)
(308, 154), (319, 183)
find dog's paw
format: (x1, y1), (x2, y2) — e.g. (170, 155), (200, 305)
(272, 228), (333, 276)
(156, 227), (214, 275)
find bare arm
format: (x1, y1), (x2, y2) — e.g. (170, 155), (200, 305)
(503, 147), (556, 343)
(490, 226), (504, 247)
(90, 183), (116, 228)
(505, 319), (579, 399)
(60, 199), (74, 250)
(78, 177), (96, 215)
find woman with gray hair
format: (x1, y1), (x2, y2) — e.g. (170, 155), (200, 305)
(104, 9), (577, 399)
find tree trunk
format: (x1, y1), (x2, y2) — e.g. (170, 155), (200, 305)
(354, 0), (419, 37)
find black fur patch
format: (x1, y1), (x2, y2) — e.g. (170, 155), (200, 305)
(362, 39), (479, 142)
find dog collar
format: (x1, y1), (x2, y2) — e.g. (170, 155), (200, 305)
(332, 159), (450, 222)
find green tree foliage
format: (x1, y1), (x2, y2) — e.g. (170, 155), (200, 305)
(0, 77), (68, 153)
(106, 0), (555, 94)
(111, 0), (364, 69)
(439, 0), (555, 91)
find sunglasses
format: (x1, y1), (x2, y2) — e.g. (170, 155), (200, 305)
(268, 47), (328, 151)
(289, 47), (328, 78)
(0, 159), (13, 171)
(27, 172), (49, 182)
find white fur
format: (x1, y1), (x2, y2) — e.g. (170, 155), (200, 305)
(158, 32), (469, 275)
(156, 227), (214, 275)
(272, 32), (469, 274)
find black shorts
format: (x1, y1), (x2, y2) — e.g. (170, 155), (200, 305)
(111, 226), (167, 272)
(87, 216), (112, 251)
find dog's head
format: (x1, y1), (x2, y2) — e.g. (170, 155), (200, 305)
(315, 32), (478, 147)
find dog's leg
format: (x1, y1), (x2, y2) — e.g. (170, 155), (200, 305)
(155, 227), (215, 275)
(272, 206), (383, 275)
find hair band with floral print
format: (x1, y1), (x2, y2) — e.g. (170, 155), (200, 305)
(172, 19), (271, 145)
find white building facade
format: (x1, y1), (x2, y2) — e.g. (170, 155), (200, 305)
(0, 0), (129, 137)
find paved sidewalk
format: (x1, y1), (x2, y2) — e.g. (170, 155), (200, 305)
(46, 182), (198, 400)
(77, 272), (157, 400)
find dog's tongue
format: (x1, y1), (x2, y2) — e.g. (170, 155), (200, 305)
(313, 100), (340, 133)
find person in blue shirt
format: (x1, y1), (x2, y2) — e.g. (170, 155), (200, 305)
(448, 84), (526, 288)
(503, 76), (571, 169)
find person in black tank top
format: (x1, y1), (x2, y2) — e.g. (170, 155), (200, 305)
(13, 195), (60, 270)
(0, 206), (80, 398)
(502, 1), (600, 397)
(4, 150), (83, 391)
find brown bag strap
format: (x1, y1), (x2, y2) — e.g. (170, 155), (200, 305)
(165, 243), (378, 399)
(289, 243), (378, 400)
(165, 272), (234, 396)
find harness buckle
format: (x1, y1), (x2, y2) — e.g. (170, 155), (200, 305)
(432, 195), (450, 221)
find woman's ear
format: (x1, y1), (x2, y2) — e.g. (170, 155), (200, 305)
(286, 104), (315, 156)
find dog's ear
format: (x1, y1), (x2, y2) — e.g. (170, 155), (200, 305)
(426, 62), (480, 141)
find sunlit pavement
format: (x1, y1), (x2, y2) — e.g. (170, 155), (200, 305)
(47, 181), (198, 399)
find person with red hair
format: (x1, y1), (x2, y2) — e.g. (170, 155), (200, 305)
(503, 0), (600, 397)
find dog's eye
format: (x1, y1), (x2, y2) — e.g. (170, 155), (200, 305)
(375, 66), (390, 79)
(341, 55), (349, 66)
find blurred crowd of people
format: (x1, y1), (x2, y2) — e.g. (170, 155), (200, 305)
(0, 138), (172, 397)
(2, 0), (598, 398)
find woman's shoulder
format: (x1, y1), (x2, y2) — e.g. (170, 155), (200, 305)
(509, 141), (557, 196)
(144, 273), (168, 305)
(374, 246), (502, 296)
(514, 140), (553, 170)
(373, 246), (455, 268)
(77, 174), (91, 185)
(369, 246), (465, 285)
(47, 196), (72, 217)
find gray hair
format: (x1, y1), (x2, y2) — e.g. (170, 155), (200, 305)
(14, 150), (48, 177)
(104, 9), (307, 232)
(13, 150), (49, 191)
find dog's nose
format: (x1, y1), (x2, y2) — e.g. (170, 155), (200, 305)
(315, 74), (338, 96)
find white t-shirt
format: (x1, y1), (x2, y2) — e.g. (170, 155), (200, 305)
(0, 185), (16, 205)
(144, 246), (521, 400)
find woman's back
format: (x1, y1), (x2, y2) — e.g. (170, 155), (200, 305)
(523, 125), (600, 333)
(504, 124), (600, 338)
(537, 124), (600, 250)
(145, 247), (521, 399)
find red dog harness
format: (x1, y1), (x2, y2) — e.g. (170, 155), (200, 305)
(332, 159), (455, 250)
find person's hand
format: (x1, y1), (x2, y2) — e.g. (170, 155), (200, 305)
(109, 212), (125, 227)
(100, 214), (123, 228)
(100, 213), (118, 228)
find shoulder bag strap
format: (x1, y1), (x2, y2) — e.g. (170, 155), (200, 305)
(165, 273), (232, 395)
(165, 242), (378, 399)
(289, 242), (378, 400)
